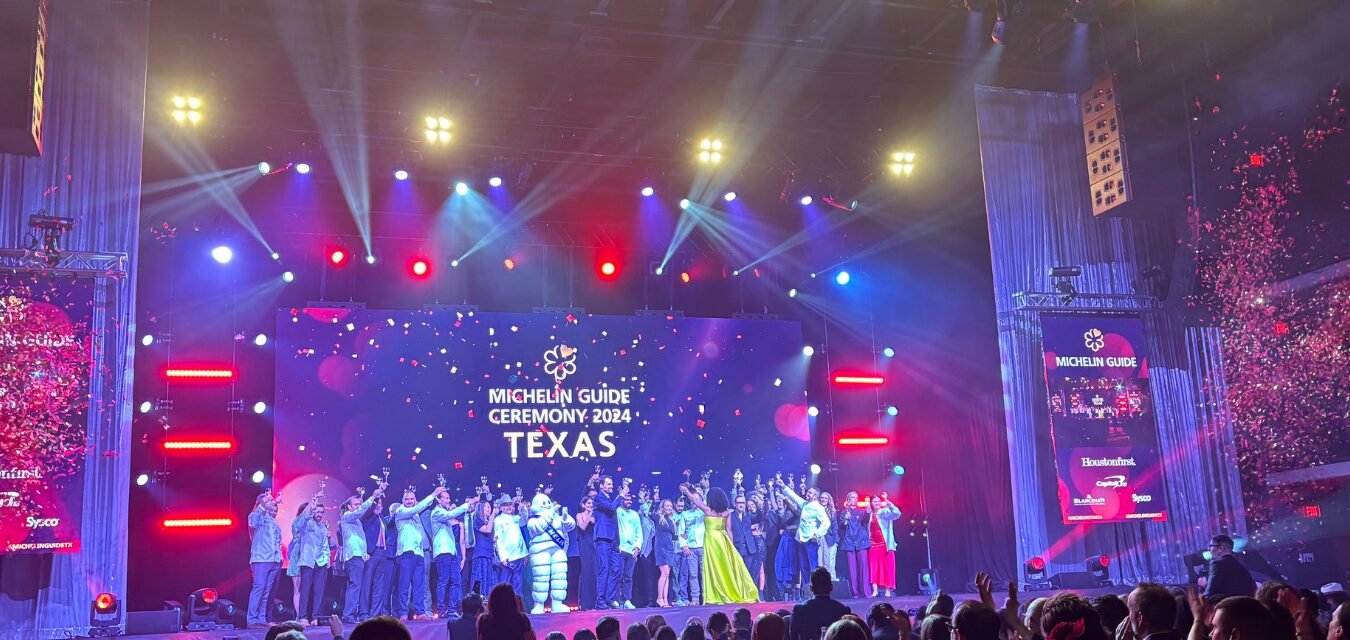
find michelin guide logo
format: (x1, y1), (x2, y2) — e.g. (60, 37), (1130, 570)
(1084, 328), (1105, 352)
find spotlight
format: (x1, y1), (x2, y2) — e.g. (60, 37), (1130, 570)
(252, 402), (267, 414)
(599, 261), (618, 278)
(799, 195), (813, 206)
(1024, 556), (1049, 584)
(410, 259), (430, 278)
(680, 272), (691, 284)
(295, 163), (311, 174)
(697, 138), (724, 164)
(257, 162), (271, 175)
(882, 347), (895, 358)
(489, 176), (503, 188)
(802, 345), (815, 357)
(281, 271), (294, 283)
(835, 271), (851, 285)
(423, 116), (453, 144)
(723, 191), (737, 202)
(1086, 555), (1111, 585)
(136, 473), (149, 486)
(991, 17), (1007, 45)
(455, 182), (470, 196)
(451, 259), (460, 268)
(187, 588), (219, 630)
(170, 95), (203, 126)
(365, 254), (376, 265)
(807, 406), (820, 417)
(788, 288), (798, 298)
(138, 401), (152, 414)
(251, 470), (266, 484)
(679, 198), (691, 210)
(641, 186), (655, 197)
(90, 592), (121, 635)
(504, 258), (516, 270)
(654, 266), (664, 276)
(809, 463), (822, 475)
(253, 334), (268, 347)
(270, 252), (280, 260)
(394, 169), (409, 181)
(887, 405), (899, 416)
(892, 464), (906, 475)
(210, 246), (233, 264)
(889, 151), (916, 176)
(918, 569), (940, 596)
(141, 334), (154, 347)
(329, 249), (347, 266)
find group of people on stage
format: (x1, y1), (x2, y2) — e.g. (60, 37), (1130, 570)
(243, 467), (904, 628)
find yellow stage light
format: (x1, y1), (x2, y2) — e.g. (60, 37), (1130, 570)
(697, 138), (724, 164)
(170, 95), (203, 126)
(424, 115), (453, 145)
(888, 150), (916, 176)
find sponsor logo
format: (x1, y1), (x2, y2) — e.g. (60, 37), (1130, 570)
(0, 492), (20, 508)
(1132, 494), (1153, 503)
(542, 344), (578, 383)
(1080, 456), (1137, 468)
(0, 468), (42, 480)
(1073, 496), (1106, 506)
(1096, 475), (1128, 488)
(1084, 328), (1105, 353)
(26, 517), (60, 529)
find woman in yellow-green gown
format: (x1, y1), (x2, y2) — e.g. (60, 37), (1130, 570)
(679, 484), (760, 604)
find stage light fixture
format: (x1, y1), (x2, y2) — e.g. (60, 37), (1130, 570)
(680, 272), (691, 284)
(210, 246), (233, 264)
(188, 588), (220, 630)
(163, 518), (233, 528)
(599, 261), (618, 278)
(251, 470), (266, 484)
(892, 464), (906, 475)
(253, 334), (268, 346)
(257, 162), (270, 175)
(991, 17), (1007, 45)
(141, 334), (154, 347)
(451, 259), (460, 268)
(164, 368), (235, 380)
(809, 463), (822, 474)
(164, 440), (233, 451)
(504, 258), (516, 270)
(1024, 556), (1048, 582)
(394, 169), (409, 181)
(295, 163), (311, 174)
(641, 186), (655, 197)
(138, 401), (152, 414)
(833, 373), (885, 386)
(723, 191), (737, 202)
(654, 266), (664, 276)
(802, 345), (815, 357)
(837, 436), (890, 446)
(887, 405), (899, 416)
(252, 401), (267, 414)
(271, 251), (281, 260)
(329, 249), (348, 266)
(697, 138), (724, 164)
(679, 198), (691, 210)
(918, 569), (940, 596)
(1086, 555), (1111, 585)
(807, 406), (820, 417)
(90, 592), (122, 635)
(281, 271), (294, 283)
(835, 271), (851, 285)
(411, 259), (430, 278)
(788, 288), (798, 298)
(423, 116), (453, 144)
(170, 95), (203, 126)
(365, 254), (377, 265)
(455, 182), (470, 196)
(136, 473), (149, 486)
(489, 176), (503, 188)
(800, 195), (813, 205)
(883, 347), (895, 358)
(889, 151), (916, 176)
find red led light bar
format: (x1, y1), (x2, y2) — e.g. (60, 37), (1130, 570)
(831, 373), (886, 386)
(164, 368), (235, 380)
(163, 517), (233, 528)
(836, 436), (890, 446)
(163, 440), (234, 451)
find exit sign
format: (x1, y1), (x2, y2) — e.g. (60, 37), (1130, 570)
(1300, 505), (1322, 518)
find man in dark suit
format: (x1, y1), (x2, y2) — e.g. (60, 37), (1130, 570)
(446, 593), (483, 640)
(730, 494), (757, 577)
(1204, 535), (1255, 601)
(1123, 583), (1179, 640)
(591, 476), (629, 610)
(359, 500), (395, 617)
(789, 568), (851, 640)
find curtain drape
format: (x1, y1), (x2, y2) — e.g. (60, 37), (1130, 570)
(0, 2), (147, 637)
(973, 85), (1246, 585)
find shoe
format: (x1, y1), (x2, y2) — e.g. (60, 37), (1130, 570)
(623, 601), (635, 610)
(530, 604), (546, 615)
(675, 600), (689, 607)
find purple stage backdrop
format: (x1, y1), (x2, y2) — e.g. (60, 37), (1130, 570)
(274, 308), (809, 526)
(0, 274), (95, 554)
(1040, 314), (1168, 523)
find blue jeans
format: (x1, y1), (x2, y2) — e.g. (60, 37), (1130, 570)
(362, 552), (390, 617)
(248, 562), (280, 625)
(796, 538), (820, 586)
(680, 548), (704, 604)
(620, 551), (637, 602)
(594, 538), (622, 608)
(393, 552), (425, 619)
(342, 557), (365, 620)
(434, 552), (462, 616)
(298, 565), (329, 620)
(498, 558), (525, 593)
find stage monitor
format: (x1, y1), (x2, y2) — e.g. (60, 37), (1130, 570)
(273, 308), (810, 516)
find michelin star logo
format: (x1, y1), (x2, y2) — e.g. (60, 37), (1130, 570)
(1084, 328), (1105, 353)
(542, 344), (578, 382)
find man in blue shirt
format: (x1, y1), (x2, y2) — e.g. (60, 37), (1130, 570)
(338, 485), (385, 622)
(390, 485), (445, 620)
(590, 476), (629, 610)
(247, 491), (282, 628)
(677, 497), (706, 606)
(617, 494), (643, 609)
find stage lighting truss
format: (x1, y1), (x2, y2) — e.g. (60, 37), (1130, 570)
(171, 95), (203, 126)
(697, 137), (724, 164)
(889, 151), (916, 176)
(424, 116), (453, 144)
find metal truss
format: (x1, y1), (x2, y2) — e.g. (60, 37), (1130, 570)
(0, 248), (127, 278)
(1012, 291), (1160, 313)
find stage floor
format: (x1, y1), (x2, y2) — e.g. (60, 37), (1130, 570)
(123, 588), (1121, 640)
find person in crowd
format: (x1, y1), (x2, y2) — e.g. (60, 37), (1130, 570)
(1191, 596), (1272, 640)
(1204, 535), (1255, 601)
(731, 494), (759, 588)
(654, 499), (679, 608)
(1093, 595), (1129, 637)
(921, 615), (954, 640)
(527, 491), (577, 614)
(653, 627), (678, 640)
(791, 568), (852, 640)
(1039, 594), (1109, 640)
(430, 489), (478, 619)
(676, 489), (708, 606)
(477, 583), (534, 640)
(574, 630), (599, 640)
(248, 491), (284, 628)
(1173, 592), (1194, 636)
(592, 476), (630, 610)
(953, 601), (1001, 640)
(778, 479), (832, 598)
(1118, 583), (1180, 640)
(275, 632), (307, 640)
(754, 612), (789, 640)
(734, 607), (754, 640)
(680, 622), (708, 640)
(361, 492), (395, 618)
(825, 619), (872, 640)
(293, 497), (333, 625)
(390, 485), (444, 621)
(264, 620), (306, 640)
(708, 612), (734, 640)
(493, 495), (530, 593)
(618, 492), (644, 609)
(864, 495), (901, 597)
(469, 499), (495, 596)
(929, 592), (957, 618)
(339, 485), (385, 623)
(681, 484), (760, 604)
(837, 492), (870, 600)
(869, 602), (902, 640)
(447, 594), (484, 640)
(545, 633), (568, 640)
(1023, 598), (1047, 640)
(1329, 602), (1345, 640)
(627, 623), (653, 640)
(597, 615), (622, 640)
(645, 614), (670, 637)
(818, 493), (840, 580)
(577, 493), (598, 611)
(349, 615), (413, 640)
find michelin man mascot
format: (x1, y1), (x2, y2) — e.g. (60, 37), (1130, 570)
(527, 492), (576, 613)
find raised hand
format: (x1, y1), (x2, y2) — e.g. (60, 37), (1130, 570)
(975, 572), (995, 609)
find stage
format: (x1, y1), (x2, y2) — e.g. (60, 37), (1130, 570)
(121, 589), (1122, 640)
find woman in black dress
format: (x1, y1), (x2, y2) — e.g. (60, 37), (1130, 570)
(653, 498), (678, 607)
(576, 494), (597, 611)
